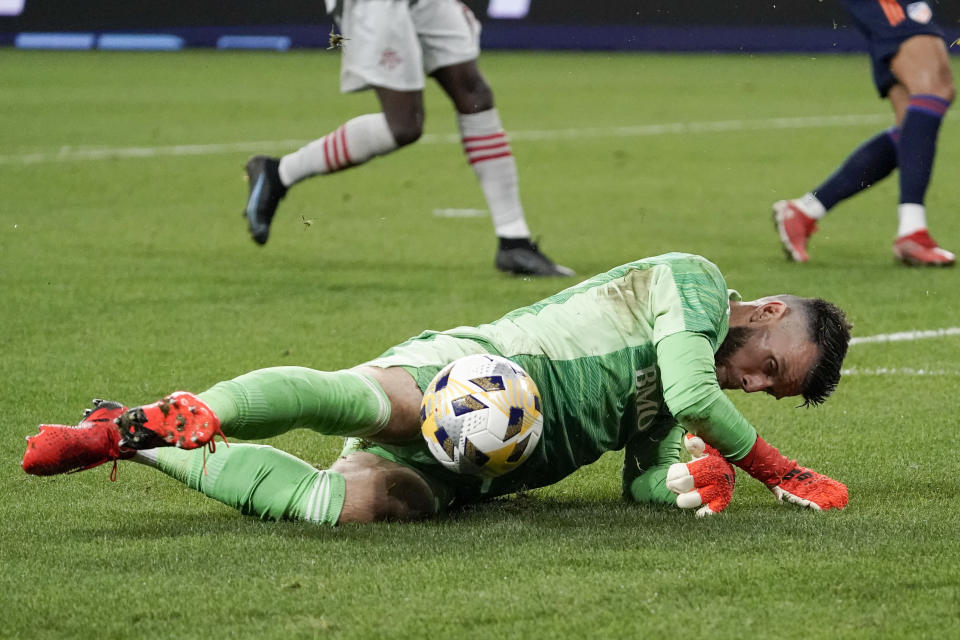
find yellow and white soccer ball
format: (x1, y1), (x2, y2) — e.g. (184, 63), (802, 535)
(420, 354), (543, 478)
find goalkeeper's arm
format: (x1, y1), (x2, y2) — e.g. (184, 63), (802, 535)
(624, 425), (739, 517)
(622, 423), (685, 505)
(656, 331), (848, 511)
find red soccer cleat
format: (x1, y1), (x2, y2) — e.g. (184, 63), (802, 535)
(772, 200), (818, 263)
(23, 399), (134, 477)
(893, 229), (956, 267)
(116, 391), (224, 450)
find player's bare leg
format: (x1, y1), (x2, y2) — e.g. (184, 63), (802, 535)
(887, 35), (955, 266)
(351, 365), (424, 443)
(432, 60), (573, 277)
(323, 366), (434, 522)
(432, 59), (493, 115)
(888, 36), (954, 123)
(332, 451), (437, 523)
(374, 87), (425, 147)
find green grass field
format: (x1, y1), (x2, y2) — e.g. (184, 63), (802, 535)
(1, 49), (959, 639)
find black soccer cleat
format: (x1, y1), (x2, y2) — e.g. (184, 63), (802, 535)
(243, 156), (287, 245)
(495, 239), (575, 277)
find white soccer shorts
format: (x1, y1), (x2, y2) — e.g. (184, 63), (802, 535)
(337, 0), (482, 93)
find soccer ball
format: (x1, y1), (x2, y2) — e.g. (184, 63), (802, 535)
(420, 354), (543, 478)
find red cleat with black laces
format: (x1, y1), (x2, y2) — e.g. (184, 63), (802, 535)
(772, 200), (818, 263)
(116, 391), (224, 450)
(893, 229), (956, 267)
(23, 399), (134, 478)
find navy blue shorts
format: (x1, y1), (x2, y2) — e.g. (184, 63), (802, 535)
(841, 0), (946, 96)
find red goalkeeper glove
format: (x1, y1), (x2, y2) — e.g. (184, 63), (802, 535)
(666, 434), (737, 517)
(734, 436), (848, 511)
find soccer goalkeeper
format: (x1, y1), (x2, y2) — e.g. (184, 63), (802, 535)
(23, 253), (852, 523)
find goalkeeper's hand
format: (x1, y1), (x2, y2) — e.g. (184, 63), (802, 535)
(769, 466), (848, 511)
(734, 435), (848, 511)
(665, 434), (736, 517)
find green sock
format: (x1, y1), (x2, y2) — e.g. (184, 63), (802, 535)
(154, 444), (345, 525)
(197, 366), (391, 440)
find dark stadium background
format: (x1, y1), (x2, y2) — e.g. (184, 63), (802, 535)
(2, 0), (958, 51)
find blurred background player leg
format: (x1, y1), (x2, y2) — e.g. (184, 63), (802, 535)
(772, 125), (899, 263)
(432, 60), (573, 277)
(887, 35), (954, 266)
(244, 0), (572, 276)
(243, 110), (397, 245)
(418, 0), (570, 275)
(773, 1), (954, 266)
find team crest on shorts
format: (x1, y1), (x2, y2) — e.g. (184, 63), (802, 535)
(379, 48), (402, 70)
(906, 2), (932, 24)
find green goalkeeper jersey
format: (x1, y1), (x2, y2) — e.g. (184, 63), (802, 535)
(367, 252), (759, 506)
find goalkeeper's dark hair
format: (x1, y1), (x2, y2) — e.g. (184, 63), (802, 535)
(782, 296), (852, 407)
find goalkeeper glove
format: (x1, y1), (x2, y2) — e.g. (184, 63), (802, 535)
(665, 434), (737, 517)
(734, 435), (848, 511)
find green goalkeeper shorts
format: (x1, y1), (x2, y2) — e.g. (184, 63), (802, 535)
(362, 329), (494, 391)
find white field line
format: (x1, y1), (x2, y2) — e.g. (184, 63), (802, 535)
(0, 139), (313, 165)
(849, 327), (960, 346)
(845, 327), (960, 376)
(0, 113), (892, 165)
(432, 208), (487, 218)
(842, 367), (959, 376)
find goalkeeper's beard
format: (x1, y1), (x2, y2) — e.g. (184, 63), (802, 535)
(714, 325), (756, 389)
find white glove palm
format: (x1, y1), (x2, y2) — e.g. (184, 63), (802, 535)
(665, 435), (737, 517)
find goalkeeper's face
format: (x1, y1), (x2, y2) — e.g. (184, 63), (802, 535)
(715, 323), (818, 399)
